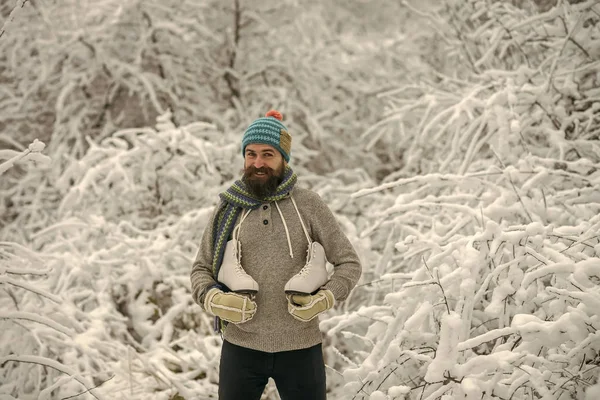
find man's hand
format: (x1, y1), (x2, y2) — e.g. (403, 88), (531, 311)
(204, 288), (257, 324)
(287, 289), (335, 322)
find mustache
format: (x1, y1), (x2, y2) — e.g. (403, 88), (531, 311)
(245, 166), (273, 175)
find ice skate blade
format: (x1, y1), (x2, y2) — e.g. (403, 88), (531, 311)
(233, 289), (258, 295)
(284, 290), (314, 296)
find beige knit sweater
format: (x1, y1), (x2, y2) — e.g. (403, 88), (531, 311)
(190, 186), (362, 353)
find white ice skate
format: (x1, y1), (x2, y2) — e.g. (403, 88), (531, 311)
(217, 240), (259, 294)
(217, 210), (258, 294)
(284, 241), (328, 295)
(284, 196), (329, 295)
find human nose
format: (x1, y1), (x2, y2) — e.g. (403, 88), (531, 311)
(253, 156), (265, 168)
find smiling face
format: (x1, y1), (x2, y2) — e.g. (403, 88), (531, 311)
(244, 143), (284, 173)
(243, 143), (286, 198)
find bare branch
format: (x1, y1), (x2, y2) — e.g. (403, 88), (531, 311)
(0, 0), (29, 39)
(0, 355), (102, 400)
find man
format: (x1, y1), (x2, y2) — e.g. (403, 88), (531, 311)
(190, 110), (362, 400)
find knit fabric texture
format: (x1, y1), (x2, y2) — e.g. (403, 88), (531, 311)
(241, 115), (292, 162)
(212, 165), (297, 278)
(190, 186), (362, 353)
(209, 166), (297, 333)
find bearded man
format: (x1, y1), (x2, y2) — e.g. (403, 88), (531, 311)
(190, 110), (362, 400)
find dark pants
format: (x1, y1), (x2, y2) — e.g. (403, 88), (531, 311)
(218, 340), (327, 400)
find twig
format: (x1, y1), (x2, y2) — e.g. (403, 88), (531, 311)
(541, 188), (547, 218)
(60, 375), (115, 400)
(0, 0), (29, 39)
(470, 318), (499, 333)
(533, 101), (560, 129)
(419, 382), (428, 400)
(351, 376), (373, 399)
(423, 257), (450, 314)
(0, 356), (102, 400)
(547, 13), (586, 90)
(493, 14), (532, 68)
(374, 366), (399, 391)
(0, 311), (74, 337)
(446, 5), (480, 74)
(224, 0), (242, 107)
(558, 13), (591, 59)
(0, 276), (62, 303)
(490, 147), (533, 223)
(4, 287), (19, 310)
(508, 178), (533, 223)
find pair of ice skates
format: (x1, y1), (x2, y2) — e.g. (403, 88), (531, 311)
(217, 201), (329, 296)
(217, 239), (328, 295)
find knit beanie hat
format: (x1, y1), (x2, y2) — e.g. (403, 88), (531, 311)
(241, 110), (292, 162)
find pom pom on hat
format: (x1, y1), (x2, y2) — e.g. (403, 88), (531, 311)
(242, 110), (292, 162)
(265, 110), (283, 121)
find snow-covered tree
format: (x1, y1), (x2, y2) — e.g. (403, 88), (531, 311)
(3, 0), (599, 399)
(0, 0), (408, 175)
(329, 0), (600, 398)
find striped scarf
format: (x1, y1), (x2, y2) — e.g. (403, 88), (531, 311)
(211, 165), (297, 278)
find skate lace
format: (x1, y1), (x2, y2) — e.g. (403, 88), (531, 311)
(233, 247), (243, 273)
(297, 265), (311, 277)
(231, 209), (251, 263)
(297, 247), (314, 277)
(234, 262), (247, 276)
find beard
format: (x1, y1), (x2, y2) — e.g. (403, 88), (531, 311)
(242, 163), (285, 199)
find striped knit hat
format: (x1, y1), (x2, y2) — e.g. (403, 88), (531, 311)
(241, 110), (292, 162)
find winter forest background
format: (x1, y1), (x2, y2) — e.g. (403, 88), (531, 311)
(1, 0), (600, 399)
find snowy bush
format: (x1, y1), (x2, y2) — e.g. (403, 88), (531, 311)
(54, 114), (238, 226)
(0, 143), (108, 398)
(0, 112), (368, 399)
(0, 0), (402, 178)
(327, 1), (600, 399)
(3, 0), (599, 399)
(1, 207), (224, 399)
(0, 118), (240, 398)
(326, 216), (600, 399)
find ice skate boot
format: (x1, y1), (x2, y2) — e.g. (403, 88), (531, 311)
(218, 240), (259, 294)
(284, 241), (329, 295)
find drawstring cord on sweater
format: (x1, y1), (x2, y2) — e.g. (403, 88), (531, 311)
(275, 195), (312, 259)
(233, 195), (312, 260)
(275, 201), (294, 258)
(290, 195), (312, 245)
(232, 208), (252, 242)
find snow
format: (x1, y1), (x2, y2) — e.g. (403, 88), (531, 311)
(403, 301), (433, 331)
(424, 312), (461, 383)
(369, 391), (387, 400)
(586, 380), (600, 400)
(2, 0), (600, 399)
